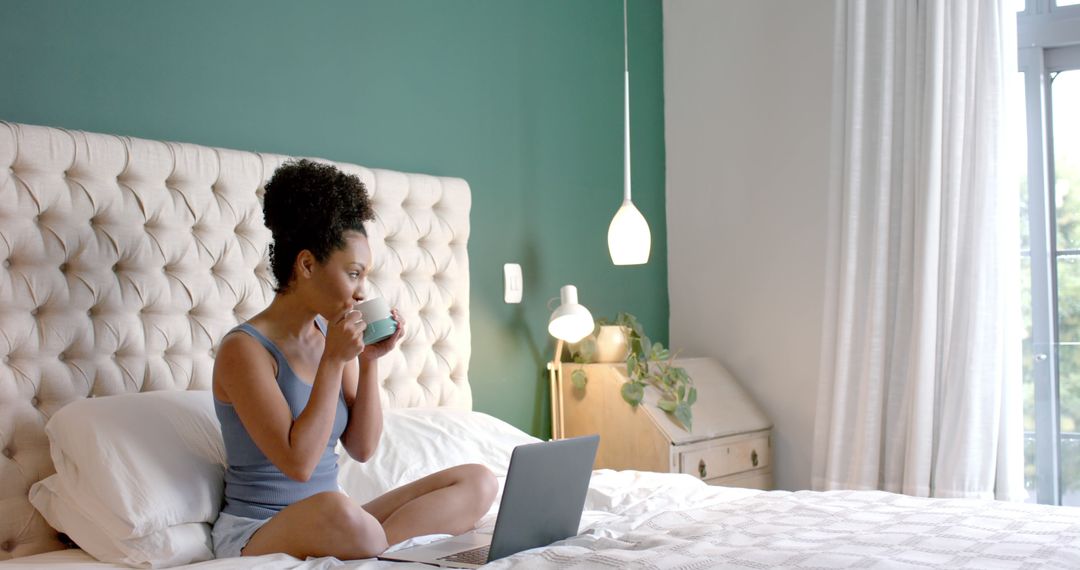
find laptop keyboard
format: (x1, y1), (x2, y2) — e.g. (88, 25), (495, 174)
(438, 545), (490, 565)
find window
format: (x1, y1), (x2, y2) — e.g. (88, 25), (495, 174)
(1018, 0), (1080, 505)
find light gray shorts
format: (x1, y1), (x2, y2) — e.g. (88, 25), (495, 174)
(211, 511), (271, 559)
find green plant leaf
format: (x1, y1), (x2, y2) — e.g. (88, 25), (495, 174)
(657, 397), (677, 413)
(615, 313), (628, 330)
(621, 381), (644, 406)
(674, 403), (693, 431)
(578, 337), (597, 362)
(571, 369), (587, 390)
(687, 386), (698, 406)
(617, 312), (643, 338)
(677, 384), (685, 401)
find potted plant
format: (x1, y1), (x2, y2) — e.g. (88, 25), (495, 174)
(567, 313), (697, 431)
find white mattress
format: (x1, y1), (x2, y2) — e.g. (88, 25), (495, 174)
(4, 471), (1080, 569)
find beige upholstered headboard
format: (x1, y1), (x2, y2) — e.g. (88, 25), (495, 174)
(0, 121), (472, 559)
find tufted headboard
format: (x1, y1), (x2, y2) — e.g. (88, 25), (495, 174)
(0, 121), (472, 559)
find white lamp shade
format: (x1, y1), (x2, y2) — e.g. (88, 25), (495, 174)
(548, 285), (594, 343)
(607, 200), (651, 265)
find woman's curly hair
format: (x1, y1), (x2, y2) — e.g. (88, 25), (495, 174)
(262, 159), (374, 292)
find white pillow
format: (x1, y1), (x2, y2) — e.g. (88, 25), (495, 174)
(338, 407), (540, 504)
(30, 476), (212, 568)
(29, 390), (225, 566)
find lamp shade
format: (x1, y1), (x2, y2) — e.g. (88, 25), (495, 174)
(548, 285), (595, 343)
(607, 199), (651, 265)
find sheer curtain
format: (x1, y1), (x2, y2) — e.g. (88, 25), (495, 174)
(812, 0), (1025, 499)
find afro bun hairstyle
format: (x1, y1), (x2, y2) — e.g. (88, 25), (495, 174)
(262, 159), (375, 292)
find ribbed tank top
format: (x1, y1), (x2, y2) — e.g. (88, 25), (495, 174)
(214, 320), (348, 520)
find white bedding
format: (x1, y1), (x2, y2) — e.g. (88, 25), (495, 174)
(6, 470), (1080, 569)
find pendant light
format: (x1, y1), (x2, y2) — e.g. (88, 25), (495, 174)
(607, 0), (651, 266)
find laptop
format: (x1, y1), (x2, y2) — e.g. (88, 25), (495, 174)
(379, 434), (600, 568)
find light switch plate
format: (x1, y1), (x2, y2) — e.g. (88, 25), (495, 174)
(504, 263), (523, 304)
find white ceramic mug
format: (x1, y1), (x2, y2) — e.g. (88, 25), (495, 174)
(354, 297), (397, 345)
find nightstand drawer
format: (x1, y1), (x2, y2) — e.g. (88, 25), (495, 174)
(679, 435), (770, 480)
(708, 468), (773, 490)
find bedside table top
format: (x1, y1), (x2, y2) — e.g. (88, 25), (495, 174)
(641, 357), (772, 445)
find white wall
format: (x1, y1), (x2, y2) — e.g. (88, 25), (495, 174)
(663, 0), (835, 491)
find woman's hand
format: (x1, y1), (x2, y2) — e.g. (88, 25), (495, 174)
(359, 308), (405, 362)
(324, 308), (367, 363)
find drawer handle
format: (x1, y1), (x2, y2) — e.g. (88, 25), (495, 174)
(698, 458), (707, 479)
(751, 449), (759, 467)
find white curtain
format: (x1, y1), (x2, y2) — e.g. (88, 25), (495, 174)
(812, 0), (1025, 500)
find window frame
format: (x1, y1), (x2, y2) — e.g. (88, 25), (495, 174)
(1019, 0), (1080, 505)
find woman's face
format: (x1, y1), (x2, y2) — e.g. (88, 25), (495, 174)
(310, 230), (373, 317)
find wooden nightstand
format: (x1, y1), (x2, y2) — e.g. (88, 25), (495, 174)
(551, 357), (773, 489)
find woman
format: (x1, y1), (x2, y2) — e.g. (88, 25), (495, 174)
(210, 159), (497, 559)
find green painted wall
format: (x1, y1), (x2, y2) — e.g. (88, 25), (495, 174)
(0, 0), (668, 437)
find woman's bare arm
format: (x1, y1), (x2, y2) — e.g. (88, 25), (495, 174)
(214, 314), (364, 481)
(341, 309), (404, 461)
(341, 356), (383, 461)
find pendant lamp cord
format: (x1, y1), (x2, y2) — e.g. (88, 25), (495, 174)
(623, 0), (632, 202)
(623, 0), (629, 73)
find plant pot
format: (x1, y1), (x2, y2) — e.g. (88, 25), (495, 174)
(594, 325), (630, 363)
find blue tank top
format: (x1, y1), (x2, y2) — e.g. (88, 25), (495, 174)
(214, 320), (348, 520)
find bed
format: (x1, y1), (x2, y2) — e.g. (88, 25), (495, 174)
(2, 121), (1080, 569)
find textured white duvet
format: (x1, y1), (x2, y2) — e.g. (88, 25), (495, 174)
(6, 470), (1080, 569)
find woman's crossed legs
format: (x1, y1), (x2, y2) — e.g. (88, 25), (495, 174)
(242, 463), (498, 560)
